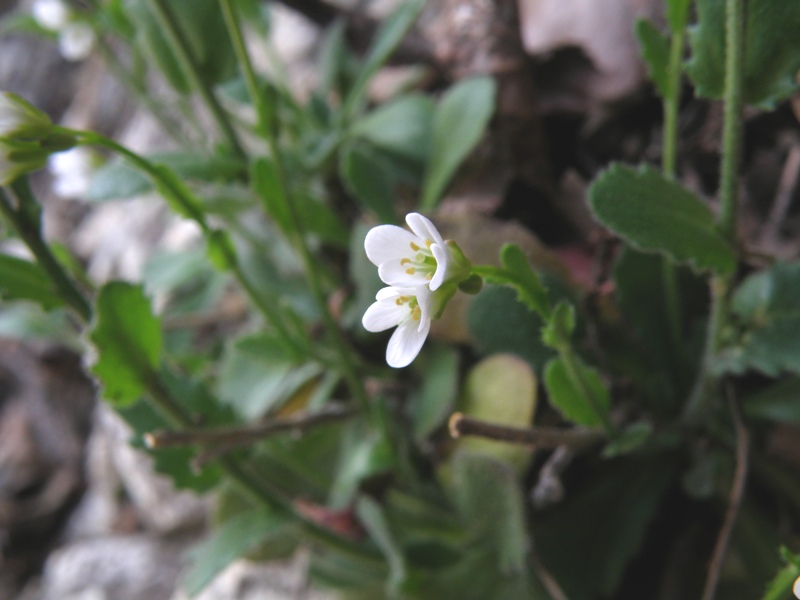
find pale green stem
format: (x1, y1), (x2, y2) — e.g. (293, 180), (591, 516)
(93, 34), (190, 146)
(684, 0), (744, 424)
(71, 129), (303, 355)
(216, 0), (370, 412)
(660, 24), (687, 352)
(0, 182), (92, 322)
(145, 0), (246, 160)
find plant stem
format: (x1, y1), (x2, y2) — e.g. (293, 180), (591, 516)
(684, 0), (745, 424)
(0, 183), (92, 322)
(145, 0), (246, 160)
(660, 24), (687, 352)
(449, 412), (606, 448)
(94, 35), (190, 146)
(217, 1), (370, 411)
(73, 129), (303, 355)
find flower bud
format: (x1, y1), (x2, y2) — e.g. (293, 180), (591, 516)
(0, 92), (52, 141)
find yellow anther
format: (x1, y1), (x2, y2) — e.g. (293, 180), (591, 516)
(425, 239), (432, 248)
(400, 258), (411, 265)
(410, 242), (421, 251)
(406, 267), (416, 275)
(426, 272), (433, 280)
(411, 306), (421, 320)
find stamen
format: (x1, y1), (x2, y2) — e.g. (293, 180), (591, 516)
(425, 239), (432, 248)
(400, 258), (411, 265)
(410, 242), (421, 251)
(406, 267), (416, 275)
(411, 306), (421, 321)
(426, 272), (433, 280)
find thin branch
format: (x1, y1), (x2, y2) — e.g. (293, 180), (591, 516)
(448, 413), (606, 448)
(531, 551), (571, 600)
(701, 382), (750, 600)
(145, 404), (357, 450)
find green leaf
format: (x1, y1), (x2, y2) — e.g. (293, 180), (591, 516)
(295, 193), (350, 248)
(666, 0), (692, 32)
(88, 152), (243, 202)
(544, 356), (610, 427)
(449, 452), (530, 574)
(467, 285), (553, 373)
(350, 94), (435, 163)
(356, 496), (407, 594)
(182, 510), (294, 597)
(421, 76), (496, 210)
(250, 157), (290, 233)
(686, 0), (800, 107)
(602, 422), (653, 458)
(536, 456), (678, 600)
(743, 378), (800, 423)
(636, 19), (670, 98)
(541, 301), (576, 350)
(589, 163), (737, 273)
(719, 262), (800, 375)
(0, 254), (64, 310)
(217, 334), (318, 420)
(343, 0), (425, 117)
(339, 142), (397, 223)
(410, 345), (460, 442)
(90, 282), (162, 407)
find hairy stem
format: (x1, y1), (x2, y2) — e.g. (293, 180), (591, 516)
(684, 0), (744, 424)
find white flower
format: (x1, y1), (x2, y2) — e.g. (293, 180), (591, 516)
(362, 285), (433, 368)
(794, 575), (800, 599)
(0, 92), (51, 140)
(365, 212), (467, 291)
(32, 0), (70, 31)
(58, 22), (95, 61)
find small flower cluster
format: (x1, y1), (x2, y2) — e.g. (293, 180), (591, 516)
(32, 0), (96, 62)
(362, 213), (471, 368)
(0, 91), (75, 186)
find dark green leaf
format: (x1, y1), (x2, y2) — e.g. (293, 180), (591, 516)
(686, 0), (800, 107)
(0, 254), (64, 310)
(536, 457), (678, 600)
(602, 422), (653, 458)
(449, 452), (529, 573)
(182, 510), (294, 597)
(295, 193), (349, 248)
(205, 229), (237, 271)
(467, 285), (553, 373)
(544, 356), (611, 427)
(351, 94), (435, 163)
(90, 282), (162, 406)
(421, 76), (496, 210)
(250, 157), (290, 233)
(589, 163), (737, 273)
(356, 496), (407, 593)
(719, 262), (800, 375)
(410, 345), (460, 442)
(636, 19), (670, 98)
(339, 143), (397, 223)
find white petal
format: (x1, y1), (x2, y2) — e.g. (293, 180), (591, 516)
(378, 260), (431, 288)
(362, 297), (407, 332)
(364, 225), (418, 266)
(386, 318), (430, 368)
(406, 213), (444, 246)
(413, 285), (432, 330)
(429, 243), (450, 290)
(58, 23), (95, 61)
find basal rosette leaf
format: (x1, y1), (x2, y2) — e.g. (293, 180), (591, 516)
(588, 163), (736, 274)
